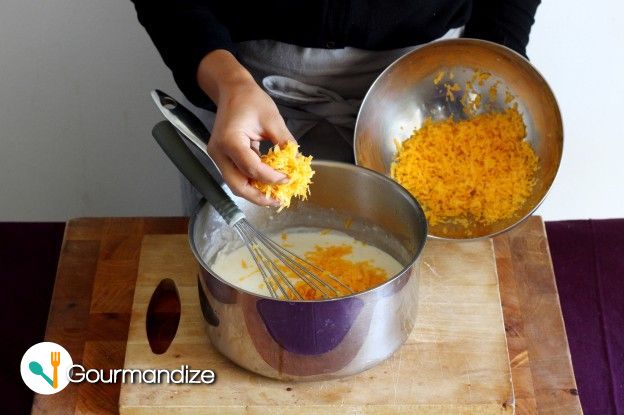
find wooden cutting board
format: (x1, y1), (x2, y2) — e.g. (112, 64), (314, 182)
(120, 235), (513, 414)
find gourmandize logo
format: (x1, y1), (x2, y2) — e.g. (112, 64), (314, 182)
(21, 342), (218, 393)
(30, 351), (61, 388)
(20, 342), (73, 395)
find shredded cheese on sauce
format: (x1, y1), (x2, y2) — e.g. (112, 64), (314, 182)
(274, 244), (389, 300)
(251, 141), (314, 211)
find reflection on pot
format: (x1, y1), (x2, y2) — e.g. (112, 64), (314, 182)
(191, 161), (427, 380)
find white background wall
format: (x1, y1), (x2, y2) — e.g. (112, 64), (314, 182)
(1, 0), (622, 221)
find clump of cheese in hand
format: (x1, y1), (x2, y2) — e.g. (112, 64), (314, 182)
(251, 141), (314, 211)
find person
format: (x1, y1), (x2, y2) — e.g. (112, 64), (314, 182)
(131, 0), (540, 213)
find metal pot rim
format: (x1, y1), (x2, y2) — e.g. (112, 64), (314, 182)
(188, 160), (428, 303)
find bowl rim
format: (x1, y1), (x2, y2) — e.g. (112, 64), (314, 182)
(187, 160), (428, 303)
(353, 37), (564, 241)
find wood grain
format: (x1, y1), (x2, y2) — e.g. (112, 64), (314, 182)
(31, 216), (581, 414)
(32, 218), (187, 415)
(120, 235), (512, 414)
(494, 218), (582, 415)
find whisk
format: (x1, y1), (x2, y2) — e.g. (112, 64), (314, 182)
(151, 90), (352, 300)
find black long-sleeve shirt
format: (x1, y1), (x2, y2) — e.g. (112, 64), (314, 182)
(131, 0), (540, 109)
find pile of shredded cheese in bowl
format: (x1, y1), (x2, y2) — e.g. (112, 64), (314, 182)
(251, 141), (314, 211)
(391, 80), (539, 229)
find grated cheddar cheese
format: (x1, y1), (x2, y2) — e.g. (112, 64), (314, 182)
(274, 244), (389, 300)
(251, 141), (314, 211)
(391, 106), (538, 228)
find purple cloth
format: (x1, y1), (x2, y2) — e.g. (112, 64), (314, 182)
(0, 222), (65, 415)
(546, 219), (624, 415)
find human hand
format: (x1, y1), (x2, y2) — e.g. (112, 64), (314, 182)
(197, 50), (295, 206)
(208, 81), (295, 206)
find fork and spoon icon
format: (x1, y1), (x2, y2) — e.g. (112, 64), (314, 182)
(28, 351), (61, 388)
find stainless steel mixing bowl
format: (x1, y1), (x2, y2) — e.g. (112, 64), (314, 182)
(354, 39), (563, 239)
(189, 161), (427, 380)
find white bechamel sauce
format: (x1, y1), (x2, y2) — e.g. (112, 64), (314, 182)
(209, 227), (402, 296)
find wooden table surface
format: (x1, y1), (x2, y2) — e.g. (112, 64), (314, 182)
(31, 216), (582, 414)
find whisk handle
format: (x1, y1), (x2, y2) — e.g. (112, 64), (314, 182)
(150, 90), (224, 186)
(152, 121), (244, 225)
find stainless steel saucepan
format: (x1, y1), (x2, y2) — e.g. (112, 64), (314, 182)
(151, 91), (428, 381)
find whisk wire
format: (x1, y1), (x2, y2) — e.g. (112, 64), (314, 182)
(234, 226), (279, 298)
(237, 224), (295, 299)
(251, 231), (338, 299)
(234, 219), (353, 300)
(236, 221), (305, 300)
(246, 223), (353, 294)
(241, 223), (333, 297)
